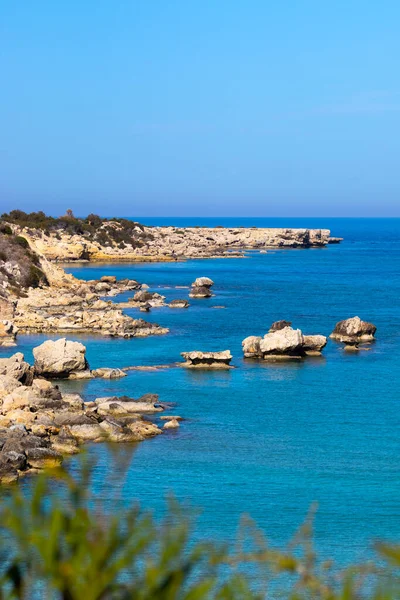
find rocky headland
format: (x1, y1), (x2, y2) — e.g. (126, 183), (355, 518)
(1, 210), (340, 264)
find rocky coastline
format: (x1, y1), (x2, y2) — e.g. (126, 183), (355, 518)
(0, 211), (356, 485)
(0, 343), (181, 484)
(7, 221), (339, 263)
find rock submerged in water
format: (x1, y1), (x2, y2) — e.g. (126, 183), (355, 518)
(330, 316), (376, 343)
(163, 418), (180, 430)
(189, 277), (214, 298)
(181, 350), (232, 369)
(242, 325), (327, 360)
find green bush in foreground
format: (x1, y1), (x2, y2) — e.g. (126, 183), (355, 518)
(0, 461), (399, 599)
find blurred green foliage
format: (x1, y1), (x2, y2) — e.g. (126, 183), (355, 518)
(0, 459), (399, 599)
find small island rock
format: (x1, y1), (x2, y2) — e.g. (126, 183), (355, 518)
(168, 299), (190, 308)
(181, 350), (232, 369)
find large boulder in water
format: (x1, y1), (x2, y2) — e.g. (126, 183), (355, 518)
(330, 316), (376, 343)
(260, 327), (304, 358)
(33, 338), (88, 378)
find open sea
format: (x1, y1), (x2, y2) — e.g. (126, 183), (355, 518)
(3, 217), (400, 568)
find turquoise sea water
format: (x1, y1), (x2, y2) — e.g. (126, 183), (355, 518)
(3, 218), (400, 567)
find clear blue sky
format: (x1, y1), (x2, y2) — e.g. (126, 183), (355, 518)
(1, 0), (399, 217)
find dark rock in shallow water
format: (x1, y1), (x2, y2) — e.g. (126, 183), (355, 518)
(0, 461), (19, 484)
(25, 447), (63, 468)
(0, 450), (26, 471)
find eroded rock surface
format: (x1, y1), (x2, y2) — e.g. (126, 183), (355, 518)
(33, 338), (88, 378)
(330, 316), (376, 343)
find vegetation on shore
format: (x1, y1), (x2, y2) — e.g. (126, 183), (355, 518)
(0, 226), (47, 297)
(0, 459), (399, 599)
(1, 210), (153, 250)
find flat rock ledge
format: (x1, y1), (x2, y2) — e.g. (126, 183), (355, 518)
(181, 350), (233, 369)
(0, 353), (178, 484)
(330, 316), (376, 344)
(242, 325), (327, 360)
(168, 299), (190, 308)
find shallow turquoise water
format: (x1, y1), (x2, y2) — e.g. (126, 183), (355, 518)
(3, 218), (400, 566)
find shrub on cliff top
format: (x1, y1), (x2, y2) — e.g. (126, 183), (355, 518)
(1, 210), (151, 250)
(0, 232), (47, 291)
(0, 459), (400, 599)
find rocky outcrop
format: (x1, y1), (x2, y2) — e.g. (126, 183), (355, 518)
(14, 283), (168, 338)
(0, 299), (17, 347)
(0, 353), (34, 385)
(33, 339), (88, 378)
(128, 290), (166, 308)
(330, 316), (376, 343)
(0, 353), (179, 483)
(242, 326), (327, 359)
(181, 350), (232, 369)
(190, 277), (214, 298)
(269, 320), (292, 332)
